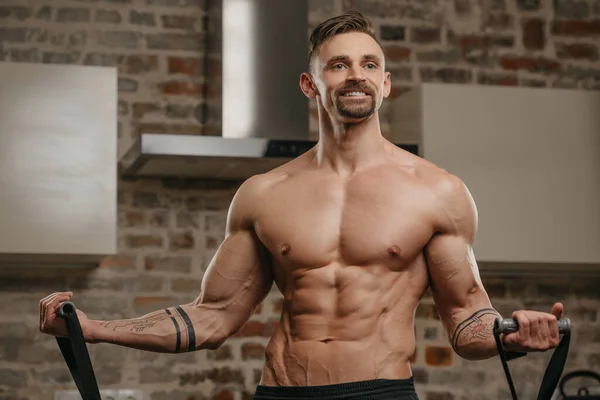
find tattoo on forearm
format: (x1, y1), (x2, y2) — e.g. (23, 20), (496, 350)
(165, 308), (181, 353)
(99, 307), (197, 353)
(101, 314), (170, 332)
(451, 308), (500, 354)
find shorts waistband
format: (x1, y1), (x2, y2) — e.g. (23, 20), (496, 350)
(253, 377), (416, 400)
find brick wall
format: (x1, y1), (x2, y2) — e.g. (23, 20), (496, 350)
(0, 1), (599, 399)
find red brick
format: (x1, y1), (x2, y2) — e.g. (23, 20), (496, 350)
(208, 58), (222, 78)
(457, 34), (481, 52)
(204, 367), (245, 384)
(425, 346), (453, 366)
(171, 278), (202, 293)
(136, 122), (167, 135)
(207, 344), (234, 361)
(205, 235), (220, 249)
(453, 34), (514, 57)
(552, 20), (600, 36)
(170, 232), (194, 250)
(420, 67), (471, 83)
(242, 342), (266, 360)
(234, 321), (279, 337)
(520, 78), (547, 88)
(385, 45), (411, 62)
(122, 211), (145, 227)
(522, 18), (545, 50)
(144, 256), (192, 273)
(213, 390), (235, 400)
(389, 85), (413, 99)
(413, 368), (428, 383)
(203, 123), (222, 137)
(159, 80), (203, 95)
(500, 56), (560, 73)
(126, 234), (163, 248)
(125, 55), (158, 74)
(411, 27), (441, 43)
(166, 103), (193, 119)
(517, 0), (540, 11)
(132, 102), (160, 118)
(485, 12), (513, 30)
(167, 56), (202, 75)
(150, 211), (168, 228)
(99, 255), (136, 270)
(478, 72), (518, 86)
(161, 15), (198, 31)
(426, 392), (455, 400)
(415, 303), (439, 319)
(556, 43), (599, 60)
(180, 369), (243, 386)
(206, 80), (221, 98)
(454, 0), (471, 15)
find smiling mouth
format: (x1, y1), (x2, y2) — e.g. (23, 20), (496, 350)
(340, 91), (369, 97)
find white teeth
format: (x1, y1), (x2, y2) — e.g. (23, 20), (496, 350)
(344, 92), (366, 96)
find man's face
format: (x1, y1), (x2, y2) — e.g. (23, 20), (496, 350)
(305, 32), (391, 122)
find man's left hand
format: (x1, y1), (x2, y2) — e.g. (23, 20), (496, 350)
(502, 302), (563, 353)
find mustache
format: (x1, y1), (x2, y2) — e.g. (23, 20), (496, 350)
(336, 82), (374, 96)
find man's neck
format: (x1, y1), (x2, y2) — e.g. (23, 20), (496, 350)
(315, 113), (386, 177)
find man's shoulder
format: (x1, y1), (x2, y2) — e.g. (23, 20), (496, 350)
(235, 171), (283, 202)
(236, 147), (316, 201)
(401, 154), (468, 201)
(401, 155), (476, 231)
(421, 167), (477, 236)
(425, 167), (469, 202)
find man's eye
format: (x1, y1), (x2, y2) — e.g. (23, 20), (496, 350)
(332, 63), (345, 69)
(365, 63), (377, 69)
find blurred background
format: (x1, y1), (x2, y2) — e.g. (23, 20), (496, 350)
(0, 0), (599, 399)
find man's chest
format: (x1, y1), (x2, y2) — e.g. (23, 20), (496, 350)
(253, 175), (437, 269)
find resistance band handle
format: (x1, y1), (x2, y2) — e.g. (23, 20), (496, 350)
(493, 316), (573, 400)
(57, 301), (77, 319)
(55, 301), (102, 400)
(496, 317), (571, 335)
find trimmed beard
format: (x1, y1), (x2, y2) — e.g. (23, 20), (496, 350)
(336, 95), (376, 119)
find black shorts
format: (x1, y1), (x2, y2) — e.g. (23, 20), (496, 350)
(252, 377), (419, 400)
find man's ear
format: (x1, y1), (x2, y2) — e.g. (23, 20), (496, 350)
(382, 71), (392, 99)
(299, 72), (318, 99)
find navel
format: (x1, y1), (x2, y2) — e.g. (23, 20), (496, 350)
(281, 243), (291, 255)
(387, 245), (401, 257)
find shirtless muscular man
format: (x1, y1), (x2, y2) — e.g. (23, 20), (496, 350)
(39, 11), (564, 400)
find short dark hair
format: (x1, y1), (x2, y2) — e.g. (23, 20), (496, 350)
(308, 11), (382, 66)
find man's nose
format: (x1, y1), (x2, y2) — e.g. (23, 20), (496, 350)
(347, 64), (367, 81)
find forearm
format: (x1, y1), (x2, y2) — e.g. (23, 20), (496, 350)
(86, 305), (225, 353)
(450, 308), (502, 360)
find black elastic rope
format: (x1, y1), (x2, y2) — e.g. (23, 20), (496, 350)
(56, 302), (101, 400)
(493, 322), (519, 400)
(493, 317), (571, 400)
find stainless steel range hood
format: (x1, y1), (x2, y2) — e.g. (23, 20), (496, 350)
(119, 0), (418, 180)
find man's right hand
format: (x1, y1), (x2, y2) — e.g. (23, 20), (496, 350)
(39, 292), (89, 338)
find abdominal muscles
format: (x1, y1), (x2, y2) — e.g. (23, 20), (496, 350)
(261, 261), (424, 386)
